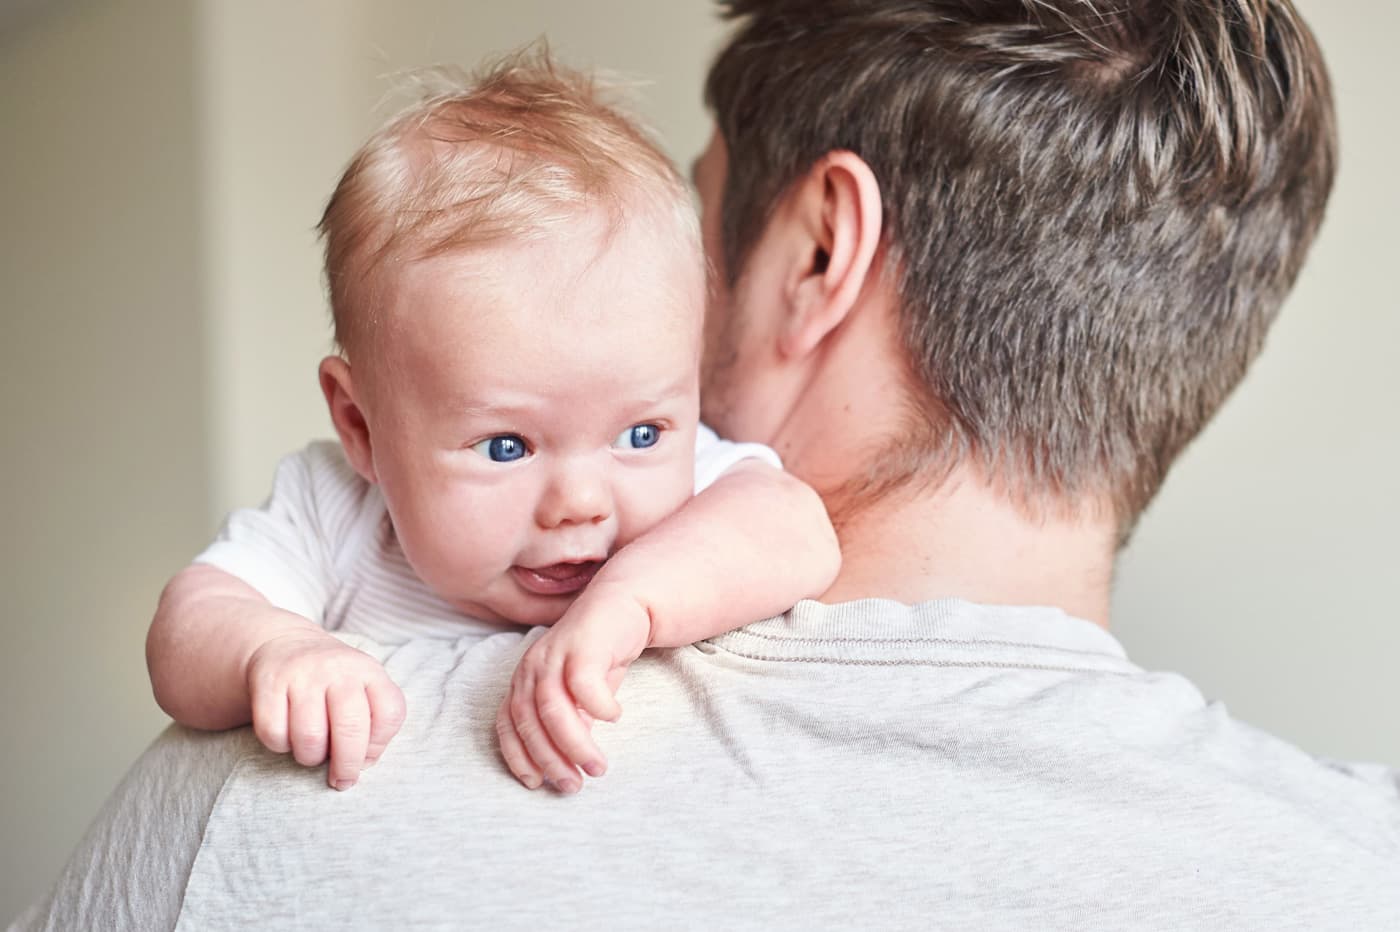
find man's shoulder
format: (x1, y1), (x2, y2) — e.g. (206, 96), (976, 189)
(17, 725), (262, 932)
(1183, 706), (1400, 850)
(30, 618), (1399, 930)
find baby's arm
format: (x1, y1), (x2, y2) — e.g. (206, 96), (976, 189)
(589, 458), (841, 646)
(498, 458), (839, 792)
(147, 563), (406, 789)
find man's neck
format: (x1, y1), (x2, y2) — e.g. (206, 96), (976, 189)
(818, 469), (1115, 627)
(764, 300), (1116, 627)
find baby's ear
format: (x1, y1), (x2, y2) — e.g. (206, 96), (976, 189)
(318, 356), (377, 484)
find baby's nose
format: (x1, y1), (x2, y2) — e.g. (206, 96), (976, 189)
(536, 463), (612, 528)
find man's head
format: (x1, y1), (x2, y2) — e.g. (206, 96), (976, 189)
(700, 0), (1336, 538)
(315, 51), (704, 625)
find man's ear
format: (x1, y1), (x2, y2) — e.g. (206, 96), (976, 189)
(318, 356), (378, 484)
(780, 150), (884, 359)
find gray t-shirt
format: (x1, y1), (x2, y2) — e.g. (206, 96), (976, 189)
(16, 599), (1400, 930)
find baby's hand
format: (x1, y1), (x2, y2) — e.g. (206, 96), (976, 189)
(245, 631), (406, 790)
(496, 581), (651, 794)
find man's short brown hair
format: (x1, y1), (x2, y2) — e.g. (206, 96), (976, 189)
(706, 0), (1336, 535)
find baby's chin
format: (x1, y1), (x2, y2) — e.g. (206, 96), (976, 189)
(504, 601), (573, 628)
(445, 590), (579, 629)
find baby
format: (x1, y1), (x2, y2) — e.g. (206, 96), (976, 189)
(145, 52), (840, 796)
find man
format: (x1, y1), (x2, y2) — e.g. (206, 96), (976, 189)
(17, 1), (1399, 929)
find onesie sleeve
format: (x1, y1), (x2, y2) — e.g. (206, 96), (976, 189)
(692, 422), (784, 493)
(192, 441), (366, 625)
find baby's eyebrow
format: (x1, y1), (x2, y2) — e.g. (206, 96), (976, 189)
(654, 369), (700, 398)
(622, 376), (699, 414)
(449, 400), (536, 418)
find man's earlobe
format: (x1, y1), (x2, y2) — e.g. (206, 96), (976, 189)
(318, 356), (378, 484)
(780, 151), (884, 360)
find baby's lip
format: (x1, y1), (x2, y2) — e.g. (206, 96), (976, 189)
(511, 560), (603, 597)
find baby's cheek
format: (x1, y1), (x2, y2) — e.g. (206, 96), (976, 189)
(623, 467), (695, 547)
(415, 492), (509, 581)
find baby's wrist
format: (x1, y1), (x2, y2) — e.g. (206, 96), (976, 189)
(573, 574), (655, 646)
(240, 613), (331, 674)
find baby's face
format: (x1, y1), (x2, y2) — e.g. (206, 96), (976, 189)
(356, 213), (703, 626)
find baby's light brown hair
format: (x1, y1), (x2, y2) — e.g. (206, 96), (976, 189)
(319, 47), (698, 356)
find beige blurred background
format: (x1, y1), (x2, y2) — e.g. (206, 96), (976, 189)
(1, 0), (1394, 920)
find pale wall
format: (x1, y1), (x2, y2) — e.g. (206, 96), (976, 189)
(0, 0), (208, 918)
(1111, 0), (1400, 765)
(197, 0), (362, 527)
(2, 0), (1394, 922)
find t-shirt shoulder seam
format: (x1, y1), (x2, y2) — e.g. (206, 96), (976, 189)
(721, 628), (1122, 660)
(172, 748), (266, 930)
(706, 645), (1136, 675)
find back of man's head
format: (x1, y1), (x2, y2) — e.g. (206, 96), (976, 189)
(706, 0), (1335, 537)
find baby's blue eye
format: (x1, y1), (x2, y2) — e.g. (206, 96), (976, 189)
(614, 424), (661, 450)
(470, 435), (529, 462)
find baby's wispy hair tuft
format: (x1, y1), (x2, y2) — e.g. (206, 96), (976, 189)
(319, 44), (697, 354)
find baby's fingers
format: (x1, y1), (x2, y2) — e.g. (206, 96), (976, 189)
(326, 681), (370, 790)
(288, 684), (330, 767)
(535, 675), (607, 781)
(568, 662), (623, 724)
(496, 693), (543, 790)
(251, 685), (291, 755)
(511, 679), (583, 793)
(365, 677), (406, 766)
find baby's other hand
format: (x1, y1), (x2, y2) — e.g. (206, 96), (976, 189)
(245, 631), (406, 790)
(496, 581), (651, 794)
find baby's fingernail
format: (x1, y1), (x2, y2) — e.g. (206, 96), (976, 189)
(583, 761), (606, 778)
(332, 779), (355, 791)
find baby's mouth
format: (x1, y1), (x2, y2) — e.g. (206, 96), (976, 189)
(511, 561), (603, 597)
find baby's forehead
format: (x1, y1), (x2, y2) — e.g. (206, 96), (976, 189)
(391, 211), (702, 322)
(361, 227), (703, 412)
(348, 230), (702, 399)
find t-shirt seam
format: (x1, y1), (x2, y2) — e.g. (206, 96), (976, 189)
(172, 747), (265, 930)
(721, 628), (1121, 659)
(707, 646), (1135, 675)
